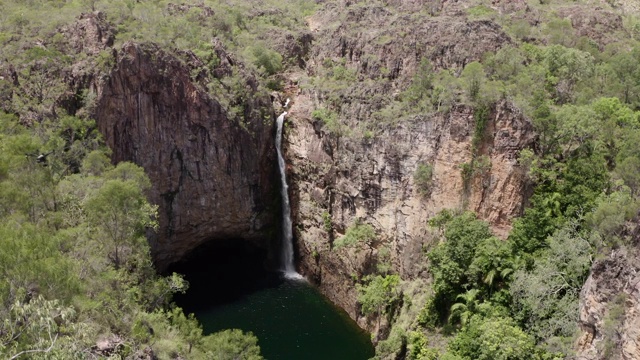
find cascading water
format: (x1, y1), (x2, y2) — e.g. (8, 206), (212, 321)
(276, 110), (302, 279)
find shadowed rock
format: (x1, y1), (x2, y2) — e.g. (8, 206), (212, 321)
(94, 42), (277, 270)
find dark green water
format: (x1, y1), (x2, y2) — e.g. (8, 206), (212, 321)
(168, 240), (374, 359)
(194, 275), (374, 360)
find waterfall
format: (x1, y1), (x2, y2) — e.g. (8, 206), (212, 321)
(276, 111), (302, 279)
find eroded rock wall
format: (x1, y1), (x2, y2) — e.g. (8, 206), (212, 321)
(575, 244), (640, 360)
(284, 1), (535, 329)
(94, 42), (277, 270)
(286, 96), (533, 326)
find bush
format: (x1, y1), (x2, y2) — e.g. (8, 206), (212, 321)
(357, 274), (402, 330)
(311, 107), (348, 136)
(250, 45), (283, 76)
(334, 222), (376, 249)
(461, 62), (486, 103)
(447, 316), (540, 360)
(322, 211), (332, 232)
(427, 212), (493, 316)
(414, 163), (434, 196)
(202, 329), (263, 360)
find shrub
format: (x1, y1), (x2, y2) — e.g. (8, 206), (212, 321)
(334, 222), (376, 249)
(357, 274), (401, 319)
(249, 45), (283, 76)
(322, 211), (332, 232)
(414, 163), (434, 196)
(461, 62), (486, 103)
(311, 108), (348, 136)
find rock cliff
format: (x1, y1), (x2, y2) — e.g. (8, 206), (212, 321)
(286, 96), (534, 326)
(282, 0), (536, 327)
(94, 42), (277, 270)
(575, 242), (640, 360)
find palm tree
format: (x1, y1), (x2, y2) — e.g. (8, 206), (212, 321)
(448, 289), (480, 326)
(484, 264), (516, 291)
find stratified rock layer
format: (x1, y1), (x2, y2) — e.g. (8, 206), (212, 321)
(94, 42), (276, 270)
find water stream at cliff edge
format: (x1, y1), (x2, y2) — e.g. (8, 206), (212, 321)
(172, 108), (374, 359)
(276, 110), (301, 279)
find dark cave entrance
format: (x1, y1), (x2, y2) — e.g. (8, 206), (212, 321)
(166, 238), (283, 313)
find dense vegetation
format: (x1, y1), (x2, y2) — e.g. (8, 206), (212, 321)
(0, 112), (266, 358)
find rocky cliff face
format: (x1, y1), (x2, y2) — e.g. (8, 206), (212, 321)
(279, 0), (536, 328)
(575, 241), (640, 360)
(286, 96), (533, 326)
(94, 42), (277, 270)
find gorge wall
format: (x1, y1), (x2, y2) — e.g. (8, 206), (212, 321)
(93, 42), (278, 270)
(286, 96), (534, 328)
(282, 0), (537, 330)
(575, 239), (640, 360)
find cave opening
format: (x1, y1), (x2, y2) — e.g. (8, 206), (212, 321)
(166, 237), (283, 313)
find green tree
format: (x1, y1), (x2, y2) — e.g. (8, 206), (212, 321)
(404, 58), (435, 110)
(447, 315), (540, 360)
(357, 274), (401, 327)
(407, 331), (439, 360)
(484, 46), (525, 82)
(448, 289), (481, 326)
(85, 163), (157, 268)
(468, 237), (517, 293)
(0, 221), (77, 309)
(591, 97), (637, 168)
(311, 107), (349, 136)
(427, 211), (493, 313)
(249, 45), (283, 76)
(169, 307), (203, 354)
(588, 189), (640, 245)
(544, 18), (574, 47)
(334, 221), (376, 249)
(202, 329), (263, 360)
(510, 223), (592, 350)
(544, 45), (594, 103)
(461, 62), (486, 103)
(414, 163), (434, 196)
(608, 47), (640, 108)
(0, 296), (76, 359)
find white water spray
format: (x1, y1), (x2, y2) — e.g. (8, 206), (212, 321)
(276, 112), (303, 280)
